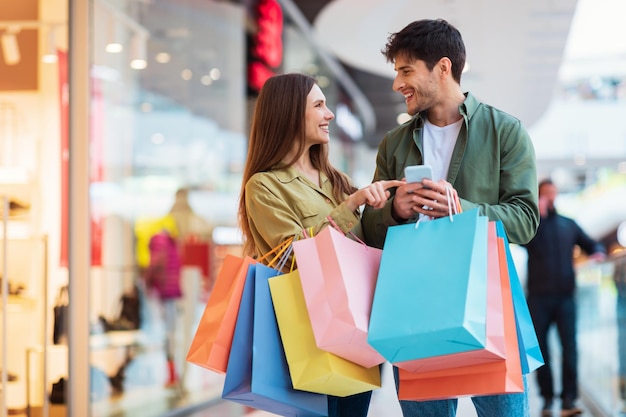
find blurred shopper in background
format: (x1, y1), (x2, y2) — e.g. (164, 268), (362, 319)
(523, 179), (606, 416)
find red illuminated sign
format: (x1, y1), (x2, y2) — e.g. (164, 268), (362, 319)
(248, 0), (283, 93)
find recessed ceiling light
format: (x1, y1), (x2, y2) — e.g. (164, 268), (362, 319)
(209, 68), (221, 80)
(155, 52), (170, 63)
(105, 42), (123, 53)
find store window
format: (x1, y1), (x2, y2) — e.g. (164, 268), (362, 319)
(1, 0), (374, 415)
(88, 0), (246, 416)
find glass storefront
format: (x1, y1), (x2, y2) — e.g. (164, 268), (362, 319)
(0, 0), (373, 416)
(89, 1), (247, 416)
(85, 1), (373, 416)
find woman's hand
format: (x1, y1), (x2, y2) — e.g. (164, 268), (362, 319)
(346, 180), (405, 211)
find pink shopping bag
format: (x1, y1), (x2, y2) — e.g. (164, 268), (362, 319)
(293, 225), (385, 368)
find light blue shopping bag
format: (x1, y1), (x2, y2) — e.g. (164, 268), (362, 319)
(368, 208), (489, 363)
(222, 263), (327, 416)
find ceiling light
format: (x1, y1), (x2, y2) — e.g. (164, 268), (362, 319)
(130, 58), (147, 70)
(155, 52), (170, 63)
(129, 34), (147, 70)
(104, 12), (123, 53)
(106, 42), (123, 53)
(181, 69), (192, 81)
(42, 27), (58, 64)
(1, 27), (21, 66)
(209, 68), (221, 80)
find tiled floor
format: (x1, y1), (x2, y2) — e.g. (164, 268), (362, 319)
(186, 363), (593, 417)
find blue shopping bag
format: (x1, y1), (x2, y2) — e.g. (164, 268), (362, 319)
(495, 221), (545, 374)
(368, 208), (489, 363)
(222, 263), (327, 416)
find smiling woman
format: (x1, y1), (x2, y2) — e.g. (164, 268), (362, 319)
(237, 72), (403, 417)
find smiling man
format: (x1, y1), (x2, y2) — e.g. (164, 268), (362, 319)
(361, 18), (539, 417)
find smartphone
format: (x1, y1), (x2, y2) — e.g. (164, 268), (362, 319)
(404, 164), (433, 183)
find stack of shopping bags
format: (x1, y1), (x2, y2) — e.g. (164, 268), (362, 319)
(367, 208), (544, 400)
(186, 230), (383, 416)
(186, 208), (544, 415)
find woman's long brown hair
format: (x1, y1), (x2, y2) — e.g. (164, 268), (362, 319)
(238, 73), (356, 256)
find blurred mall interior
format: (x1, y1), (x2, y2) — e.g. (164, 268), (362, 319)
(0, 0), (625, 416)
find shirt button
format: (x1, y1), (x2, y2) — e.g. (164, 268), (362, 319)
(348, 222), (354, 228)
(325, 198), (331, 203)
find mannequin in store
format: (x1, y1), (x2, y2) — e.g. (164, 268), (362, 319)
(168, 187), (213, 242)
(168, 187), (216, 291)
(168, 187), (213, 386)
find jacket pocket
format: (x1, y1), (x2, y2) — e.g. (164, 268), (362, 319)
(294, 201), (319, 222)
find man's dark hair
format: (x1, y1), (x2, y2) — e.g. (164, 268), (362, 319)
(382, 18), (466, 83)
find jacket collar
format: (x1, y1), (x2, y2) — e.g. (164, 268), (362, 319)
(271, 165), (300, 183)
(270, 165), (329, 188)
(410, 91), (476, 128)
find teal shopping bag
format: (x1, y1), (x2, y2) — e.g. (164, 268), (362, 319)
(222, 264), (327, 416)
(368, 208), (489, 363)
(494, 221), (544, 373)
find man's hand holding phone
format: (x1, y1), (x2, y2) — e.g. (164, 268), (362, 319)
(393, 164), (460, 220)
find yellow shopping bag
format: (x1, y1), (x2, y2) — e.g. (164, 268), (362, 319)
(268, 270), (381, 397)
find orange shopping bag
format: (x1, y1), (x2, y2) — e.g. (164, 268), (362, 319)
(186, 239), (292, 373)
(397, 222), (524, 400)
(186, 254), (256, 373)
(394, 222), (506, 372)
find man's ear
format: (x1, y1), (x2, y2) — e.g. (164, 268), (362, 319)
(438, 57), (453, 77)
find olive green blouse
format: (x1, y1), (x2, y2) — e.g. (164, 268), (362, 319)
(244, 165), (361, 260)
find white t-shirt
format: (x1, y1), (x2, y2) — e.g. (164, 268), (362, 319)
(423, 118), (463, 181)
